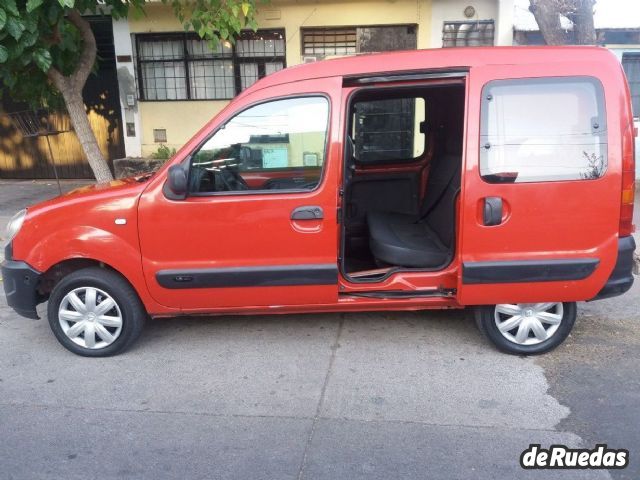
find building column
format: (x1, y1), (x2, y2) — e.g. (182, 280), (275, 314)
(496, 0), (515, 46)
(112, 17), (142, 158)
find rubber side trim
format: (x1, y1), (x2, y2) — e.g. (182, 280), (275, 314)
(156, 263), (338, 289)
(462, 258), (599, 285)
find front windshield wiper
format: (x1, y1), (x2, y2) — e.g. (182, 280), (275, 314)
(135, 171), (156, 182)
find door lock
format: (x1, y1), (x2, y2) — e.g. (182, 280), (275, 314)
(483, 197), (503, 226)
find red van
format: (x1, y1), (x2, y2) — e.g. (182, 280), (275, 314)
(2, 47), (637, 356)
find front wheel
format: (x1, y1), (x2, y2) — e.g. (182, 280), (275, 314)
(47, 267), (146, 357)
(475, 302), (576, 355)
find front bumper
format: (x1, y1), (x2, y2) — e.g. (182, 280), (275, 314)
(591, 236), (637, 301)
(1, 257), (42, 319)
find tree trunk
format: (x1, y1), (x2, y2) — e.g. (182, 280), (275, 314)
(529, 0), (568, 45)
(59, 86), (114, 182)
(47, 9), (114, 183)
(573, 0), (596, 44)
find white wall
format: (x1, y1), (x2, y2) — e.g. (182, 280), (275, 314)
(112, 18), (142, 158)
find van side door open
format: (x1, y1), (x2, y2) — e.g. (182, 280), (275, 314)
(458, 63), (622, 305)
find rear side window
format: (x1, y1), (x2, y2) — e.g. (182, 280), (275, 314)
(480, 77), (607, 183)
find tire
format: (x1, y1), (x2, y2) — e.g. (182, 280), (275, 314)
(475, 302), (576, 355)
(47, 267), (146, 357)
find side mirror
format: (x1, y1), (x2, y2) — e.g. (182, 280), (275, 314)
(164, 164), (188, 200)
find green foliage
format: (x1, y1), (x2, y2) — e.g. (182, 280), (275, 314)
(0, 0), (265, 108)
(150, 144), (176, 160)
(168, 0), (264, 49)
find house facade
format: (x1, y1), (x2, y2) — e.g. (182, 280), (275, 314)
(114, 0), (516, 158)
(1, 0), (638, 178)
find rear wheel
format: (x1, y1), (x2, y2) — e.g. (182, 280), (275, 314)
(475, 302), (576, 355)
(47, 267), (146, 357)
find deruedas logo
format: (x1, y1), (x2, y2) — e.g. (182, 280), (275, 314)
(520, 444), (629, 469)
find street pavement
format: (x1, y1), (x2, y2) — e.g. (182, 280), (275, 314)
(0, 179), (638, 480)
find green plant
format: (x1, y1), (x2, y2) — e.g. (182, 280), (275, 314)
(580, 151), (605, 180)
(150, 144), (177, 160)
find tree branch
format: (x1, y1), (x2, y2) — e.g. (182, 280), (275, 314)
(47, 65), (66, 91)
(529, 0), (569, 45)
(574, 0), (596, 44)
(66, 9), (97, 90)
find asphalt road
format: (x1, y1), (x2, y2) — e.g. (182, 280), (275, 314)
(0, 179), (638, 480)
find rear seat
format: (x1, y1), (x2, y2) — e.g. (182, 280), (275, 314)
(367, 149), (461, 268)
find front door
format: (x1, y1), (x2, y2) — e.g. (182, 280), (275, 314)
(138, 79), (341, 311)
(458, 63), (621, 304)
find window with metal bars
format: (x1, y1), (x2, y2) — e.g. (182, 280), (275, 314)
(442, 20), (494, 47)
(136, 30), (286, 101)
(622, 53), (640, 117)
(301, 28), (357, 57)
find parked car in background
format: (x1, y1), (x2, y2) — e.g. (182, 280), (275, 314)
(2, 47), (636, 356)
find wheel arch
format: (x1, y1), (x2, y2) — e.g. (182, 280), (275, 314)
(39, 258), (122, 299)
(16, 226), (177, 315)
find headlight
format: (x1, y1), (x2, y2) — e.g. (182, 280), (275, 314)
(5, 209), (26, 242)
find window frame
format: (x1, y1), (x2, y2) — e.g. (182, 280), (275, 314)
(348, 89), (428, 166)
(621, 52), (640, 119)
(300, 25), (418, 59)
(479, 75), (608, 185)
(301, 27), (358, 58)
(185, 93), (332, 198)
(135, 29), (286, 102)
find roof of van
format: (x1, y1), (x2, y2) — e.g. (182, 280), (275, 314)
(247, 46), (617, 92)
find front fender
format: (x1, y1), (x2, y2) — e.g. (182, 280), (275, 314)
(16, 225), (171, 314)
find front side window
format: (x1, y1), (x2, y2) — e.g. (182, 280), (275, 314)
(189, 97), (329, 194)
(480, 77), (607, 183)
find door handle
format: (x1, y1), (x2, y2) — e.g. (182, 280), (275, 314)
(291, 206), (324, 220)
(483, 197), (503, 226)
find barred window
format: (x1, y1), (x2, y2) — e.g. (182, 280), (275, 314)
(622, 53), (640, 117)
(136, 30), (285, 101)
(442, 20), (494, 47)
(302, 28), (357, 57)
